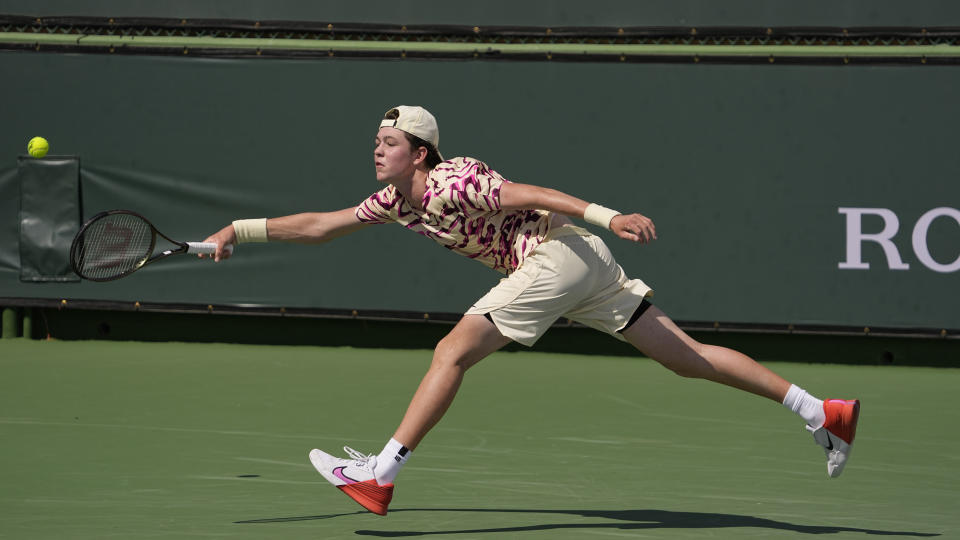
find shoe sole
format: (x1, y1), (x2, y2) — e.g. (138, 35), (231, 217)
(822, 399), (860, 478)
(845, 399), (860, 444)
(339, 480), (394, 516)
(829, 399), (860, 445)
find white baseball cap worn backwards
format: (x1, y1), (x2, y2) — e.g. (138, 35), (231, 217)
(380, 105), (442, 158)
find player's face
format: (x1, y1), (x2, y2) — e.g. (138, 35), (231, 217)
(374, 127), (419, 183)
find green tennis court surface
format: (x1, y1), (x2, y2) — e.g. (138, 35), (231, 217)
(1, 340), (954, 539)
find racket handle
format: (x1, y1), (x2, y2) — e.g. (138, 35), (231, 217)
(187, 242), (234, 255)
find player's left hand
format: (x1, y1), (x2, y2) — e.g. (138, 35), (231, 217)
(611, 213), (657, 243)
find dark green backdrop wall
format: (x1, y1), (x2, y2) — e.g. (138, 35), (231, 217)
(1, 51), (958, 330)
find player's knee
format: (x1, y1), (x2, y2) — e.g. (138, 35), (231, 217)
(431, 338), (470, 372)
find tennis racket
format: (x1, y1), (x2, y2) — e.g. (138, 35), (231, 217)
(70, 210), (231, 281)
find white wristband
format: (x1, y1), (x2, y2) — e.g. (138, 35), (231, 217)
(583, 203), (621, 230)
(232, 218), (268, 243)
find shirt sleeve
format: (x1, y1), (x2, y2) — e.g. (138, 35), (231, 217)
(437, 159), (506, 216)
(355, 185), (400, 224)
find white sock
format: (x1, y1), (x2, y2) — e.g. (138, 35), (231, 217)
(374, 438), (411, 485)
(782, 384), (825, 428)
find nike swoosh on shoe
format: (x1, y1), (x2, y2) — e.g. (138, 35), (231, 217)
(333, 466), (359, 484)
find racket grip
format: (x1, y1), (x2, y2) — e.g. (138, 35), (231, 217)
(187, 242), (234, 255)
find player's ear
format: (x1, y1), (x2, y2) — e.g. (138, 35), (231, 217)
(412, 145), (428, 165)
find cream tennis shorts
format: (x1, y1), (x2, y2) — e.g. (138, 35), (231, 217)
(466, 225), (653, 346)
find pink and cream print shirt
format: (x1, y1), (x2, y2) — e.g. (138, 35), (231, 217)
(355, 157), (551, 274)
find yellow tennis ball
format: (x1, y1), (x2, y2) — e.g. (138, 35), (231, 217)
(28, 136), (49, 158)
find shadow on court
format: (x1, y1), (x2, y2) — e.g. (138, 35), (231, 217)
(236, 508), (940, 537)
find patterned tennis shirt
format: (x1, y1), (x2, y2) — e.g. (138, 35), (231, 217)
(355, 157), (551, 274)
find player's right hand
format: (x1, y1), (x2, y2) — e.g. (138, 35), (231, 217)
(200, 225), (237, 262)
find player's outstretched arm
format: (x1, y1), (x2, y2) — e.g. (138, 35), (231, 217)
(266, 207), (369, 244)
(499, 182), (657, 243)
(202, 207), (368, 262)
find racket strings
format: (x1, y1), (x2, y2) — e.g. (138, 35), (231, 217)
(75, 213), (155, 280)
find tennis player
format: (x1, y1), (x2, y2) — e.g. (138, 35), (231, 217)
(203, 105), (860, 516)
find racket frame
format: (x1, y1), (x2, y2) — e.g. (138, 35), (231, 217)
(70, 209), (211, 282)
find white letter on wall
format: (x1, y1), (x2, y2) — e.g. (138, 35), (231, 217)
(912, 207), (960, 273)
(838, 207), (910, 270)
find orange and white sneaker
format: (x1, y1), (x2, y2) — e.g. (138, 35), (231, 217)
(807, 399), (860, 478)
(308, 447), (394, 515)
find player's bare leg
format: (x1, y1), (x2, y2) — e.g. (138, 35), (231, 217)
(393, 314), (512, 450)
(620, 304), (860, 477)
(308, 314), (510, 514)
(620, 305), (790, 402)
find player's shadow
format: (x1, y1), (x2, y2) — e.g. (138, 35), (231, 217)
(236, 507), (940, 537)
